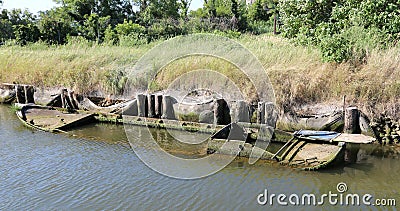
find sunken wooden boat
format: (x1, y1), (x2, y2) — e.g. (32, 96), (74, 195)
(207, 123), (274, 159)
(208, 124), (352, 170)
(273, 130), (363, 170)
(208, 123), (375, 171)
(16, 104), (96, 133)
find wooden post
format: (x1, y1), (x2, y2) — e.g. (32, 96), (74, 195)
(273, 14), (277, 35)
(234, 100), (250, 123)
(343, 95), (346, 118)
(60, 88), (67, 108)
(25, 86), (35, 104)
(15, 85), (24, 104)
(214, 99), (231, 125)
(137, 94), (148, 117)
(162, 95), (175, 120)
(344, 107), (361, 134)
(264, 102), (277, 127)
(257, 102), (265, 124)
(155, 95), (163, 118)
(147, 94), (156, 118)
(23, 85), (28, 104)
(65, 91), (75, 109)
(68, 91), (79, 109)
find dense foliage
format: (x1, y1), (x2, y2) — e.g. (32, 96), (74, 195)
(0, 0), (275, 45)
(0, 0), (399, 63)
(279, 0), (400, 62)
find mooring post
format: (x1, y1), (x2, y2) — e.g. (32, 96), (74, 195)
(234, 100), (250, 123)
(60, 88), (68, 108)
(23, 85), (28, 104)
(147, 94), (156, 118)
(155, 95), (163, 118)
(264, 102), (277, 128)
(214, 99), (231, 125)
(137, 94), (148, 117)
(257, 102), (266, 124)
(68, 91), (78, 109)
(64, 90), (74, 109)
(25, 86), (35, 104)
(344, 107), (361, 134)
(15, 85), (24, 104)
(162, 95), (175, 120)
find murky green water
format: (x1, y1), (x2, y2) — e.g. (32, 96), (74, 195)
(0, 105), (399, 210)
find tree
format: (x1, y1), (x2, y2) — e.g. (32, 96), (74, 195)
(0, 9), (40, 44)
(38, 7), (74, 44)
(248, 0), (272, 22)
(188, 7), (207, 18)
(13, 23), (40, 45)
(204, 0), (217, 17)
(0, 10), (14, 41)
(55, 0), (134, 26)
(95, 0), (135, 25)
(81, 13), (111, 42)
(278, 0), (338, 41)
(179, 0), (192, 19)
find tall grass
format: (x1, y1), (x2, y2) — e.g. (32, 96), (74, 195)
(241, 34), (400, 119)
(152, 55), (258, 102)
(1, 34), (399, 119)
(0, 40), (152, 94)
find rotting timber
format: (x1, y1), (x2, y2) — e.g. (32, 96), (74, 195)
(5, 84), (377, 170)
(16, 105), (96, 133)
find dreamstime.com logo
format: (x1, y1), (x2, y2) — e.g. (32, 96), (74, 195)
(122, 34), (276, 179)
(257, 182), (397, 207)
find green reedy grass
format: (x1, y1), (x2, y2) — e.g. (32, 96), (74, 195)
(0, 41), (152, 94)
(1, 34), (399, 120)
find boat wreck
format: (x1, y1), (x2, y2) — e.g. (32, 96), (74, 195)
(16, 105), (96, 133)
(4, 83), (378, 170)
(208, 125), (374, 170)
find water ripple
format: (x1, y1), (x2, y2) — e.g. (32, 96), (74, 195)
(1, 105), (399, 210)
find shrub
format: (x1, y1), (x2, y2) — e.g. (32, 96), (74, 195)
(318, 33), (351, 63)
(66, 35), (93, 47)
(278, 0), (400, 63)
(247, 20), (273, 35)
(212, 29), (241, 39)
(118, 35), (147, 47)
(13, 23), (40, 45)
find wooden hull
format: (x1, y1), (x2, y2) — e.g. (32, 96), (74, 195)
(275, 130), (347, 170)
(277, 140), (345, 170)
(16, 105), (96, 133)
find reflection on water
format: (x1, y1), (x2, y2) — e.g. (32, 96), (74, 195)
(0, 105), (399, 210)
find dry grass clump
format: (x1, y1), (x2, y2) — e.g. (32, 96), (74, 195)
(151, 55), (258, 102)
(246, 34), (400, 119)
